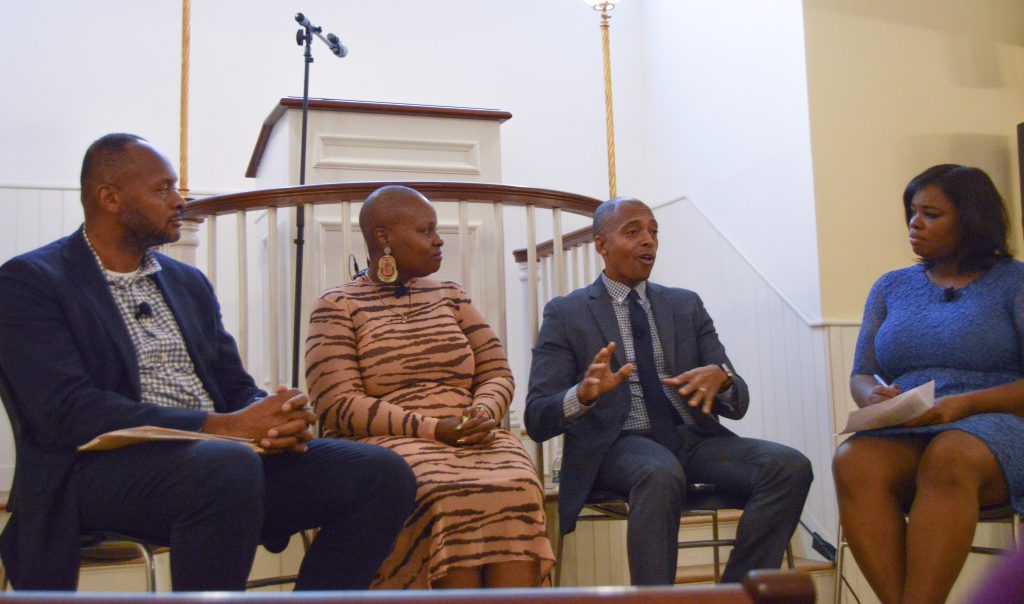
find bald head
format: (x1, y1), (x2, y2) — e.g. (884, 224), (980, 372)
(592, 197), (649, 239)
(80, 133), (149, 212)
(359, 185), (432, 253)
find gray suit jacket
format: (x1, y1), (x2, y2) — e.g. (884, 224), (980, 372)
(525, 277), (749, 535)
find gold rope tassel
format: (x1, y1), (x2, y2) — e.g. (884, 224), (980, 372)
(600, 9), (617, 199)
(179, 0), (191, 199)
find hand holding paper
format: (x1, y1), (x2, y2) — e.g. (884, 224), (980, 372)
(841, 381), (935, 434)
(902, 392), (974, 427)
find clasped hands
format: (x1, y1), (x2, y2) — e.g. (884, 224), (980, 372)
(577, 342), (730, 414)
(435, 405), (497, 447)
(202, 385), (316, 454)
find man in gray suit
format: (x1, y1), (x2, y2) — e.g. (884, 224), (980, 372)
(525, 197), (812, 585)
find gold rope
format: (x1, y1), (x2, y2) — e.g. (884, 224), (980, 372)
(179, 0), (191, 198)
(600, 10), (617, 199)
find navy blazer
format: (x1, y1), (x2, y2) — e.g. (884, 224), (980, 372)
(0, 229), (263, 589)
(525, 277), (749, 535)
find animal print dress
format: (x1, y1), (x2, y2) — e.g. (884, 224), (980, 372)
(305, 275), (553, 588)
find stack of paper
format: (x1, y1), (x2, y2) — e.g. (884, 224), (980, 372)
(78, 426), (263, 453)
(840, 381), (935, 434)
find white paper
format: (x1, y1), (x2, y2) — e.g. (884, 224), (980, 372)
(840, 381), (935, 434)
(77, 426), (262, 452)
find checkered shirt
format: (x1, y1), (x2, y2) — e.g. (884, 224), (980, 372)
(83, 230), (215, 412)
(562, 274), (736, 430)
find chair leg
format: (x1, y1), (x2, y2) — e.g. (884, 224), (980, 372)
(131, 543), (158, 592)
(711, 509), (721, 583)
(785, 542), (795, 570)
(554, 530), (564, 587)
(832, 525), (845, 604)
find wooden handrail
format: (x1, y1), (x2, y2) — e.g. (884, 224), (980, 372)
(512, 226), (594, 263)
(182, 181), (603, 219)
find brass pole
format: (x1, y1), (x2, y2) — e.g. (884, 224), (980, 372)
(179, 0), (191, 198)
(599, 7), (617, 199)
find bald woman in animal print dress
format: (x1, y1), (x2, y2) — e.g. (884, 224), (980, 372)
(305, 186), (553, 589)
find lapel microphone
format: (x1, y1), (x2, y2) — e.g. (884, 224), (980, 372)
(135, 302), (153, 319)
(942, 287), (957, 303)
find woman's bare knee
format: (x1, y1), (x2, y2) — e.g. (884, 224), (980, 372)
(833, 437), (923, 499)
(917, 431), (1008, 504)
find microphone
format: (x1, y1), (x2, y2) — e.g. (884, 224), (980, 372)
(943, 287), (957, 302)
(394, 283), (409, 298)
(135, 302), (153, 320)
(326, 33), (349, 58)
(294, 13), (321, 32)
(294, 13), (348, 58)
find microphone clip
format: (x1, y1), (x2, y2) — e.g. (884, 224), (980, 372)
(135, 301), (153, 320)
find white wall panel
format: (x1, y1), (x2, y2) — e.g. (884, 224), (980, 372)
(650, 197), (839, 546)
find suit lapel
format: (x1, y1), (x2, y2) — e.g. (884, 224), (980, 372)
(647, 283), (677, 373)
(585, 278), (627, 369)
(62, 231), (142, 398)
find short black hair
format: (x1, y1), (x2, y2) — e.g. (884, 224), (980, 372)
(80, 133), (147, 194)
(592, 197), (647, 238)
(903, 164), (1010, 272)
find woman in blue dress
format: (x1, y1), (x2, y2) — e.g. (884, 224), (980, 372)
(834, 164), (1024, 604)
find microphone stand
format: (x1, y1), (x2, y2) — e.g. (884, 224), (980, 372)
(291, 13), (346, 388)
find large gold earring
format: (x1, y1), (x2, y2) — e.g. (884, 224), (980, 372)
(377, 247), (398, 283)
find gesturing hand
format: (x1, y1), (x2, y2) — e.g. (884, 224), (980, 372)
(663, 364), (729, 414)
(578, 342), (634, 406)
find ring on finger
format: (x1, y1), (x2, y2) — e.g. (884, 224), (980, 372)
(698, 387), (707, 393)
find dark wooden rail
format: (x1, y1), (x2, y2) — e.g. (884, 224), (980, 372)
(512, 225), (594, 263)
(183, 182), (602, 220)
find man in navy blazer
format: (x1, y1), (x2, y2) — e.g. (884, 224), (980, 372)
(526, 198), (811, 585)
(0, 133), (416, 591)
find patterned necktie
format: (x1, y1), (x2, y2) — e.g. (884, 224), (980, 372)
(627, 289), (685, 454)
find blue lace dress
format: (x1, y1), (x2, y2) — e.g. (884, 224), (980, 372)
(852, 260), (1024, 513)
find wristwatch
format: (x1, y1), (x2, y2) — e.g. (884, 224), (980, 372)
(718, 363), (734, 392)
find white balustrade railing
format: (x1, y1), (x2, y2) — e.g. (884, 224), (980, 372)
(163, 182), (601, 478)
